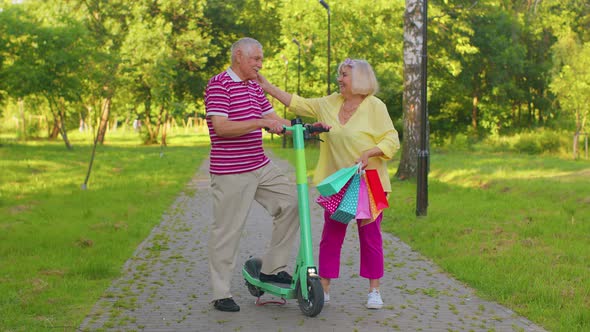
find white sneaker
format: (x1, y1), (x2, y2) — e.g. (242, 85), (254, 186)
(323, 292), (330, 303)
(366, 288), (383, 309)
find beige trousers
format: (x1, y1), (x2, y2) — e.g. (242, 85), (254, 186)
(208, 162), (300, 301)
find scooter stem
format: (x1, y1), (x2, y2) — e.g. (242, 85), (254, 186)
(284, 121), (316, 269)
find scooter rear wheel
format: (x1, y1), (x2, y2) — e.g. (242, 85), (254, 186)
(245, 280), (265, 297)
(296, 277), (324, 317)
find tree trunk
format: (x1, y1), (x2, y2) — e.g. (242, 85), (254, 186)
(46, 96), (61, 139)
(143, 97), (159, 144)
(50, 121), (60, 139)
(47, 96), (72, 149)
(573, 131), (579, 159)
(161, 108), (169, 147)
(472, 94), (478, 130)
(18, 98), (26, 140)
(396, 0), (425, 180)
(96, 97), (111, 144)
(58, 108), (73, 150)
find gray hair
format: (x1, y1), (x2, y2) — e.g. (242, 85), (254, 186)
(338, 59), (379, 95)
(230, 37), (263, 64)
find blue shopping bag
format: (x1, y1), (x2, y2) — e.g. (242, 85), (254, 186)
(316, 179), (351, 214)
(330, 173), (361, 224)
(316, 164), (360, 196)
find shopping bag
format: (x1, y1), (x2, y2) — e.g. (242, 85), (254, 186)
(365, 169), (389, 210)
(367, 183), (384, 221)
(355, 173), (371, 219)
(316, 163), (360, 196)
(330, 173), (361, 224)
(315, 179), (351, 214)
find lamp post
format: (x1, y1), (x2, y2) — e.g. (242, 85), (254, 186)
(416, 0), (429, 216)
(281, 55), (289, 148)
(292, 38), (301, 95)
(319, 0), (331, 95)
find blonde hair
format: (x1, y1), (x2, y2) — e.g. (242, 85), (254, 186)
(337, 59), (379, 95)
(230, 37), (262, 64)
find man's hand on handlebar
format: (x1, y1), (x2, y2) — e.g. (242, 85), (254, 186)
(264, 119), (286, 134)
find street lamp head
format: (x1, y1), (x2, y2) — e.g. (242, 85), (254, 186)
(292, 38), (300, 47)
(319, 0), (330, 12)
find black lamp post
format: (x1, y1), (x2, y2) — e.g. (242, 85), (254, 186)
(292, 38), (301, 95)
(416, 0), (429, 216)
(281, 55), (289, 148)
(319, 0), (331, 95)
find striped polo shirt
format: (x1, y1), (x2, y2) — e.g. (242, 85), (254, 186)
(205, 68), (275, 175)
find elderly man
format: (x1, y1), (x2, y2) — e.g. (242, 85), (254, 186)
(204, 37), (299, 312)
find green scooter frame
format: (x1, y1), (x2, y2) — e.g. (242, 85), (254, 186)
(242, 118), (327, 317)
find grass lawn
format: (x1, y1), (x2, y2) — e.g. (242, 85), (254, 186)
(0, 131), (210, 331)
(269, 138), (590, 332)
(1, 131), (589, 332)
(388, 150), (590, 332)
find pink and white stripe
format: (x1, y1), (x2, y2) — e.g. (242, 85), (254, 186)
(205, 69), (274, 175)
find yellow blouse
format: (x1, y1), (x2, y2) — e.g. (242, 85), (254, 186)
(289, 93), (400, 192)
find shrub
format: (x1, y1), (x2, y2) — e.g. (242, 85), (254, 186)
(539, 131), (562, 153)
(514, 135), (542, 154)
(450, 133), (474, 151)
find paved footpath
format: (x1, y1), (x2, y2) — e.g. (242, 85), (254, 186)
(80, 155), (546, 332)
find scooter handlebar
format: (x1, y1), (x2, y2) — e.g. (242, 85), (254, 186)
(304, 124), (330, 134)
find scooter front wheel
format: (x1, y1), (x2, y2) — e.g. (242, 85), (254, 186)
(296, 277), (324, 317)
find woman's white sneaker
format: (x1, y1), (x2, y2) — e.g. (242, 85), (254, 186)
(366, 288), (383, 309)
(323, 292), (330, 303)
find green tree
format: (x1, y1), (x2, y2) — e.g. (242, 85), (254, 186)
(204, 0), (282, 75)
(550, 34), (590, 158)
(73, 0), (131, 144)
(120, 0), (213, 144)
(0, 1), (92, 148)
(273, 0), (404, 117)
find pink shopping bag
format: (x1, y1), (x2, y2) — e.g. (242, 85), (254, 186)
(355, 173), (371, 220)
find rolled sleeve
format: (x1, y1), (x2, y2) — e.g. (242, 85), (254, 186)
(373, 104), (400, 160)
(376, 128), (400, 160)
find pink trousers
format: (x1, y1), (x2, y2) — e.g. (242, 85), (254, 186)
(318, 210), (384, 279)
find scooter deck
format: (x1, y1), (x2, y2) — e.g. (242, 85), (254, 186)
(243, 257), (297, 298)
(253, 280), (292, 289)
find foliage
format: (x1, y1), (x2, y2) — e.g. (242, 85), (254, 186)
(513, 134), (543, 154)
(204, 0), (282, 72)
(550, 33), (590, 135)
(2, 0), (590, 145)
(435, 128), (571, 156)
(116, 0), (214, 144)
(0, 1), (96, 146)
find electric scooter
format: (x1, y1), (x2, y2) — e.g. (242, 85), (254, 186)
(242, 118), (328, 317)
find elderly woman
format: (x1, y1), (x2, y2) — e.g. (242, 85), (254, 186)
(257, 58), (400, 309)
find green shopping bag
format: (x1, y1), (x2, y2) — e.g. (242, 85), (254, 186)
(330, 173), (361, 224)
(317, 164), (360, 196)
